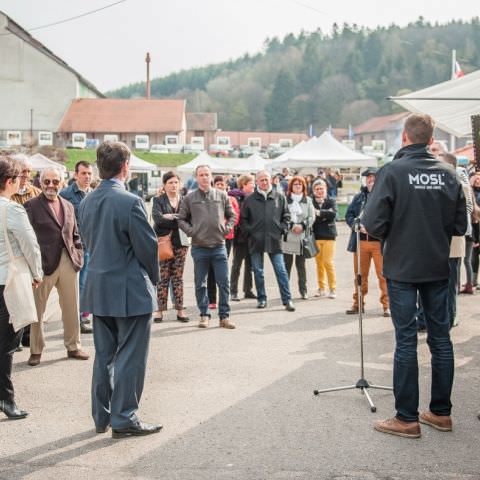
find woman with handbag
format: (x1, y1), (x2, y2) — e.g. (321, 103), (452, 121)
(152, 171), (189, 323)
(0, 156), (43, 419)
(282, 176), (315, 299)
(311, 178), (337, 299)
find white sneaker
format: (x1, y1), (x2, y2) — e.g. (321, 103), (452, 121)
(315, 289), (326, 297)
(198, 316), (209, 328)
(328, 290), (336, 299)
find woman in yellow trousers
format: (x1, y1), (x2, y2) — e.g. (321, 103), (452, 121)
(311, 179), (337, 298)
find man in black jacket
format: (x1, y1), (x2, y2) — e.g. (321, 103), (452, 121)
(241, 170), (295, 311)
(363, 114), (467, 439)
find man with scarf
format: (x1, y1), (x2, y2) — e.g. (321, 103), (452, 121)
(363, 114), (467, 439)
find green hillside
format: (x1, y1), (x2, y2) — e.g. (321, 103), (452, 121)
(107, 17), (480, 132)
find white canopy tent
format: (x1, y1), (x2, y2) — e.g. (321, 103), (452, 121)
(26, 153), (67, 172)
(129, 153), (157, 172)
(390, 69), (480, 138)
(177, 151), (224, 173)
(212, 152), (267, 174)
(268, 132), (376, 170)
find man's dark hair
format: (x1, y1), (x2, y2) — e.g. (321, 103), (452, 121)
(404, 114), (435, 144)
(75, 160), (92, 173)
(96, 141), (130, 179)
(0, 156), (20, 191)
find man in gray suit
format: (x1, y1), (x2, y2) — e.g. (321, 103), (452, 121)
(78, 141), (161, 439)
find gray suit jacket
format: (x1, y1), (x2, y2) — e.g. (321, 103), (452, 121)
(78, 179), (158, 317)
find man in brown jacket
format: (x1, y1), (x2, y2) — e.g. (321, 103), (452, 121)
(25, 167), (88, 366)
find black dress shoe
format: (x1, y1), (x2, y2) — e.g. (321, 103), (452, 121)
(153, 315), (163, 323)
(244, 291), (257, 299)
(230, 294), (241, 302)
(0, 400), (28, 420)
(257, 300), (267, 309)
(176, 315), (190, 323)
(285, 301), (295, 312)
(112, 422), (163, 438)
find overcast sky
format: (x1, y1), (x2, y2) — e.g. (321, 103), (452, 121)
(0, 0), (478, 92)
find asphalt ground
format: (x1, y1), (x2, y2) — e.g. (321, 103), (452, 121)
(1, 224), (479, 480)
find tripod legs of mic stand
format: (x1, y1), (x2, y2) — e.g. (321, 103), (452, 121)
(313, 379), (393, 413)
(312, 217), (393, 413)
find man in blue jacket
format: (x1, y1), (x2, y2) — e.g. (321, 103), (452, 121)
(78, 141), (161, 439)
(363, 114), (467, 439)
(60, 160), (93, 334)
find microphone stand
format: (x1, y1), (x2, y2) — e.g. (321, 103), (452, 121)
(313, 217), (392, 412)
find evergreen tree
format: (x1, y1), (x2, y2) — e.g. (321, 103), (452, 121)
(264, 70), (296, 132)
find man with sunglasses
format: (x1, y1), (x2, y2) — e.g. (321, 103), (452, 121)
(11, 158), (41, 206)
(24, 168), (89, 366)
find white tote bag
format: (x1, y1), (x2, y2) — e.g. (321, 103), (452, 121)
(2, 205), (38, 332)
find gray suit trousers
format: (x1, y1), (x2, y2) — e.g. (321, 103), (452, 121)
(91, 313), (152, 429)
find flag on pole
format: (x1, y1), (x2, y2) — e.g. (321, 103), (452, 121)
(348, 124), (354, 140)
(308, 124), (314, 137)
(454, 61), (465, 78)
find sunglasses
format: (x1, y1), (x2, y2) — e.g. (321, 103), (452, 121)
(43, 179), (61, 186)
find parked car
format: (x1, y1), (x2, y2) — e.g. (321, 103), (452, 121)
(208, 144), (231, 157)
(150, 144), (169, 154)
(183, 143), (204, 154)
(167, 144), (184, 154)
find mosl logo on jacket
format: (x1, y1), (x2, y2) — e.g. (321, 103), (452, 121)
(408, 172), (445, 190)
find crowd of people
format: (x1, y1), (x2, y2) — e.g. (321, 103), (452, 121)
(0, 113), (479, 438)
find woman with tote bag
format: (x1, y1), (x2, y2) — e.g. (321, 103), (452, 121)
(0, 156), (43, 419)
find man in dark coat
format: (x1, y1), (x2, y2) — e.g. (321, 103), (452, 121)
(241, 170), (295, 311)
(363, 114), (467, 439)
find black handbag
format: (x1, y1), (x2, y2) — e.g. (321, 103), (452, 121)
(302, 228), (319, 259)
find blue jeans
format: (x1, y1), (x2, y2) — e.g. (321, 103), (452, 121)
(250, 252), (292, 304)
(448, 258), (460, 327)
(79, 251), (90, 323)
(387, 279), (453, 423)
(191, 245), (230, 319)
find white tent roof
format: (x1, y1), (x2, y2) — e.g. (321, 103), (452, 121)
(129, 153), (156, 171)
(390, 69), (480, 138)
(212, 153), (267, 174)
(177, 151), (223, 173)
(268, 132), (376, 169)
(27, 153), (66, 172)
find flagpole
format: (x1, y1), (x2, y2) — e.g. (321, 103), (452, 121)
(450, 50), (456, 151)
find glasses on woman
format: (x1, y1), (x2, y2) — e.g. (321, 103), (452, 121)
(43, 179), (60, 186)
(292, 183), (303, 187)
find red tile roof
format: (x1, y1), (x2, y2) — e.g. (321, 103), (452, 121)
(354, 112), (408, 134)
(58, 98), (185, 133)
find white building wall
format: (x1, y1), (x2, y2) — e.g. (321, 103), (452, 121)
(0, 13), (99, 138)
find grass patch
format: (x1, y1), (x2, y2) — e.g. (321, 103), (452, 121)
(64, 149), (195, 171)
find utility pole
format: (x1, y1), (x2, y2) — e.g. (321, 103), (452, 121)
(146, 52), (151, 99)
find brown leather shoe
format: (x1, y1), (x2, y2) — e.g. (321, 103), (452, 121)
(27, 353), (41, 366)
(67, 349), (90, 360)
(219, 318), (236, 329)
(419, 411), (452, 431)
(374, 417), (421, 438)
